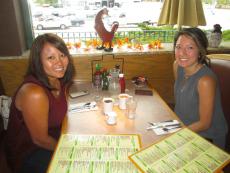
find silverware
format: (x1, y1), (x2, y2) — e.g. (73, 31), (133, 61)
(162, 125), (182, 132)
(70, 102), (92, 111)
(148, 120), (174, 126)
(146, 123), (180, 130)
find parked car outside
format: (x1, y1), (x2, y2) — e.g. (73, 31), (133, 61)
(70, 16), (85, 27)
(33, 16), (71, 30)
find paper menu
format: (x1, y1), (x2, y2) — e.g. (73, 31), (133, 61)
(47, 134), (141, 173)
(129, 128), (230, 173)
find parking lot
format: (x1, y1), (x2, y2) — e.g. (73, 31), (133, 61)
(32, 1), (230, 35)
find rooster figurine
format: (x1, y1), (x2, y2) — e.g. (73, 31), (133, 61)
(94, 8), (119, 52)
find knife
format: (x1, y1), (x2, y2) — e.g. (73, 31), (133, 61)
(162, 125), (182, 132)
(148, 120), (174, 126)
(146, 123), (181, 130)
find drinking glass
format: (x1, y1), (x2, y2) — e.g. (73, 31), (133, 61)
(126, 96), (138, 119)
(108, 68), (120, 105)
(92, 84), (102, 102)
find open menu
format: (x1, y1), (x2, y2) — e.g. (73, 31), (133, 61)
(129, 128), (230, 173)
(47, 134), (141, 173)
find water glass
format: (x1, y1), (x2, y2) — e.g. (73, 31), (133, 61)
(126, 96), (138, 119)
(92, 84), (102, 102)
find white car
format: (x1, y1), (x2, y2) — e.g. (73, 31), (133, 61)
(33, 17), (71, 30)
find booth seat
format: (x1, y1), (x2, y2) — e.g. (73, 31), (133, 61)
(208, 54), (230, 153)
(0, 77), (11, 173)
(208, 54), (230, 172)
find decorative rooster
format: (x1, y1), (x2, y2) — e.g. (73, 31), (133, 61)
(94, 8), (119, 52)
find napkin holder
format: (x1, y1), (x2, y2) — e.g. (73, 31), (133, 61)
(135, 89), (153, 96)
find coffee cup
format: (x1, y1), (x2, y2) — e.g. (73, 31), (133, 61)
(118, 94), (129, 110)
(106, 112), (117, 125)
(103, 98), (114, 115)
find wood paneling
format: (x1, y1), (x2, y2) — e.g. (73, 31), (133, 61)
(0, 53), (175, 103)
(0, 59), (28, 96)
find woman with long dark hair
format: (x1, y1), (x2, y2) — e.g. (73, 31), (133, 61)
(173, 28), (228, 149)
(6, 33), (75, 173)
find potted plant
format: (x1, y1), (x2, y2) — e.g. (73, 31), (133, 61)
(208, 24), (222, 48)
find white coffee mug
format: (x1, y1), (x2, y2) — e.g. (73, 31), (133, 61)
(103, 98), (114, 115)
(106, 112), (117, 125)
(118, 94), (129, 110)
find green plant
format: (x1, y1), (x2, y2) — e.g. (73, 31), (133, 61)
(138, 23), (176, 31)
(222, 30), (230, 41)
(112, 27), (230, 45)
(33, 0), (58, 6)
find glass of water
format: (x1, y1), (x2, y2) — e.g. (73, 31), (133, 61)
(126, 96), (138, 119)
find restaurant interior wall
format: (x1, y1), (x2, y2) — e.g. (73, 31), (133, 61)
(0, 52), (175, 104)
(1, 0), (230, 105)
(0, 0), (28, 56)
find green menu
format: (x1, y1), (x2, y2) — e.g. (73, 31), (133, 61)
(129, 128), (230, 173)
(47, 134), (141, 173)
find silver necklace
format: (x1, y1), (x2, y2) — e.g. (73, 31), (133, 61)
(180, 64), (202, 92)
(180, 75), (190, 92)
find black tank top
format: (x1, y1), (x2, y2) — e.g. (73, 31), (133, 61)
(5, 75), (67, 172)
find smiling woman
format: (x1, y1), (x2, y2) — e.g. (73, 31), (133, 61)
(5, 33), (75, 173)
(173, 27), (228, 149)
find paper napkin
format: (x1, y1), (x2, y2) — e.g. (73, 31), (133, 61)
(68, 101), (98, 113)
(147, 120), (182, 135)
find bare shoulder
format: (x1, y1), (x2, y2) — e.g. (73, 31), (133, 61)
(199, 75), (216, 86)
(16, 83), (48, 110)
(198, 75), (216, 91)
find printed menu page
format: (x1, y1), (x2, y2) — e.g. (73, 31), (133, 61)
(129, 128), (230, 173)
(47, 134), (141, 173)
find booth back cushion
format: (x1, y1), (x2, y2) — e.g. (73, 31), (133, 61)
(210, 58), (230, 152)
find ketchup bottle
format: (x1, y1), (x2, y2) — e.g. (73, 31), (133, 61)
(119, 73), (125, 93)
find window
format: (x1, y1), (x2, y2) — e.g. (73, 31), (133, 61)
(28, 0), (230, 45)
(29, 0), (161, 44)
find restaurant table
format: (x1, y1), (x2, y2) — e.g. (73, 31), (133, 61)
(62, 81), (183, 148)
(47, 81), (229, 173)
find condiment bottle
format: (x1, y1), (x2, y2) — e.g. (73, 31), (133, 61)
(93, 64), (102, 88)
(119, 73), (125, 93)
(102, 68), (109, 90)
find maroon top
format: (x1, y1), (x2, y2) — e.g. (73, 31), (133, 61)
(5, 75), (67, 172)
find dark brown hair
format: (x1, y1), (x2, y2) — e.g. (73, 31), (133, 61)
(174, 27), (210, 67)
(26, 33), (75, 89)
